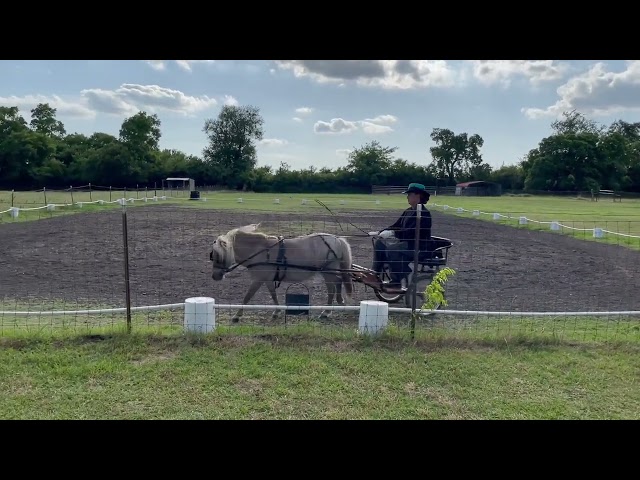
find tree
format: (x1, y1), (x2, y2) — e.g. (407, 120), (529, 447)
(29, 103), (66, 137)
(429, 128), (485, 184)
(346, 140), (396, 188)
(202, 105), (264, 189)
(119, 111), (161, 151)
(551, 110), (603, 136)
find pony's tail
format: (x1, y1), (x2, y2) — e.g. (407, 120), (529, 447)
(338, 237), (354, 298)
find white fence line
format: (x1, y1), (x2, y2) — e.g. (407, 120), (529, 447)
(3, 194), (638, 240)
(431, 202), (640, 240)
(2, 301), (640, 318)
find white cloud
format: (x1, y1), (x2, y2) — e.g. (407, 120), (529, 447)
(143, 60), (216, 72)
(0, 93), (96, 119)
(0, 83), (231, 121)
(223, 95), (239, 106)
(295, 106), (314, 116)
(314, 118), (359, 134)
(471, 60), (570, 87)
(363, 114), (397, 125)
(145, 60), (166, 71)
(81, 84), (218, 117)
(314, 114), (397, 135)
(275, 60), (457, 89)
(292, 117), (303, 122)
(336, 148), (352, 157)
(522, 61), (640, 119)
(259, 138), (289, 147)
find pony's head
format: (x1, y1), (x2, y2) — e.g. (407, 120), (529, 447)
(210, 223), (261, 281)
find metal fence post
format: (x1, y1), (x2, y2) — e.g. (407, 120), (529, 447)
(121, 202), (132, 333)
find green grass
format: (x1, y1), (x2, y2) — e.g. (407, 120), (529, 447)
(427, 194), (640, 249)
(3, 188), (640, 246)
(0, 326), (638, 419)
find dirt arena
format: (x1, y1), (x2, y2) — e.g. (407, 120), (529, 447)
(1, 204), (640, 317)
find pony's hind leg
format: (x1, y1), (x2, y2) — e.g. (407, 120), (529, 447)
(320, 273), (337, 319)
(232, 280), (263, 323)
(264, 281), (280, 319)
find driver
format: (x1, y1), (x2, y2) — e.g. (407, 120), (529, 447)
(369, 182), (432, 291)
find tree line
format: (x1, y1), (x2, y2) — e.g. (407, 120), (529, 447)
(1, 102), (639, 193)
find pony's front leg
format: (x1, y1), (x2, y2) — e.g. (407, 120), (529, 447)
(320, 274), (337, 319)
(232, 280), (263, 323)
(264, 281), (280, 319)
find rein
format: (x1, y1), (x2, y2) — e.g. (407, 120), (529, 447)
(314, 199), (372, 237)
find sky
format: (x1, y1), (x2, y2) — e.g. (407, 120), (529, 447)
(1, 60), (639, 172)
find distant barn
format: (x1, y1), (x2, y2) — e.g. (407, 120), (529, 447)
(455, 180), (502, 197)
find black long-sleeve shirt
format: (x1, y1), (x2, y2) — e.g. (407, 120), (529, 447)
(384, 204), (432, 251)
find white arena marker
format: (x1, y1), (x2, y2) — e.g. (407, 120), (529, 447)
(274, 198), (280, 204)
(118, 198), (126, 206)
(593, 228), (604, 238)
(184, 297), (216, 333)
(237, 198), (243, 203)
(10, 207), (19, 218)
(301, 199), (308, 205)
(550, 221), (560, 231)
(358, 300), (389, 335)
(473, 210), (480, 216)
(519, 216), (528, 225)
(493, 213), (501, 220)
(375, 199), (381, 205)
(47, 204), (55, 211)
(443, 205), (449, 210)
(340, 200), (345, 205)
(457, 207), (463, 213)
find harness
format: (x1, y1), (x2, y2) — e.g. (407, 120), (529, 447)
(213, 234), (341, 289)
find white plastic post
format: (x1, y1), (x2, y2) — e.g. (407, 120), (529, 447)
(340, 199), (345, 205)
(9, 207), (19, 218)
(593, 228), (604, 238)
(358, 300), (389, 335)
(161, 196), (167, 200)
(184, 297), (216, 333)
(375, 199), (381, 205)
(457, 207), (463, 213)
(118, 198), (126, 206)
(473, 210), (480, 216)
(274, 198), (280, 204)
(77, 202), (83, 208)
(493, 213), (501, 220)
(550, 221), (560, 231)
(443, 205), (449, 210)
(47, 204), (55, 211)
(301, 199), (308, 205)
(519, 216), (528, 225)
(153, 196), (158, 202)
(237, 198), (243, 203)
(98, 200), (105, 205)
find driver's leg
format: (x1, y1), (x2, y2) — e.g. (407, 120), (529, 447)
(372, 238), (388, 274)
(385, 242), (410, 286)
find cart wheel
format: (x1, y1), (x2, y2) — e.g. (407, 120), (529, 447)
(373, 267), (405, 304)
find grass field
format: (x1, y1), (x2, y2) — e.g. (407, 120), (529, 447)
(3, 189), (639, 248)
(0, 326), (638, 419)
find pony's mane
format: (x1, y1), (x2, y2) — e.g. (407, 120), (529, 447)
(216, 223), (273, 257)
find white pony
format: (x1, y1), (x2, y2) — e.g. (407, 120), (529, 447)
(210, 224), (354, 322)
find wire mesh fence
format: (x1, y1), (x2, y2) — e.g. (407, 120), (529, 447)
(1, 199), (640, 342)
